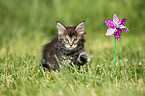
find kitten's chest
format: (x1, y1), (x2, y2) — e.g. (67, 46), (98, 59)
(60, 55), (74, 64)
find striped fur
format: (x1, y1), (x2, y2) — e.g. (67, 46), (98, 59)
(41, 21), (90, 71)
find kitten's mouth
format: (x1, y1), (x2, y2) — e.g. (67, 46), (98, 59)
(65, 45), (77, 50)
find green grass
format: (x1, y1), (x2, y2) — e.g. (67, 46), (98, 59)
(0, 0), (145, 96)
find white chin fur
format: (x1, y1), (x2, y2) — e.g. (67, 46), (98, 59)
(65, 45), (77, 50)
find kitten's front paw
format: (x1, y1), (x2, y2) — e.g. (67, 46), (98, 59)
(77, 52), (90, 65)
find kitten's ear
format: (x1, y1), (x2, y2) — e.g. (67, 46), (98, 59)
(75, 21), (85, 35)
(57, 22), (66, 35)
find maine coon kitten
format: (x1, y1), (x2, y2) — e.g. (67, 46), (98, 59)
(41, 21), (90, 70)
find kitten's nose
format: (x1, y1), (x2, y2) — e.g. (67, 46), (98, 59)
(69, 41), (73, 46)
(70, 44), (72, 47)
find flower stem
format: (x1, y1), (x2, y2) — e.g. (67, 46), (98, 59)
(115, 37), (116, 71)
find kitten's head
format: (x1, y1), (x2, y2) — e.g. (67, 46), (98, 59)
(57, 21), (85, 50)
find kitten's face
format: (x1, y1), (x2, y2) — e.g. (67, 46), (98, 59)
(57, 22), (85, 50)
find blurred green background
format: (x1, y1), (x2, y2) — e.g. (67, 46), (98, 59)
(0, 0), (144, 55)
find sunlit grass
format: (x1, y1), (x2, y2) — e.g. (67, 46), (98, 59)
(0, 31), (144, 96)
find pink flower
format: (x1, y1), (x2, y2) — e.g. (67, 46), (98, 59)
(105, 14), (129, 40)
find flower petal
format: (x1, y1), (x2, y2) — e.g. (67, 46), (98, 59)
(105, 20), (115, 28)
(113, 14), (119, 25)
(114, 30), (121, 40)
(105, 28), (115, 35)
(120, 25), (129, 32)
(120, 25), (126, 29)
(118, 18), (127, 25)
(121, 28), (129, 32)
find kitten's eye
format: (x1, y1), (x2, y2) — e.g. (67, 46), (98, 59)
(73, 37), (78, 43)
(64, 38), (69, 43)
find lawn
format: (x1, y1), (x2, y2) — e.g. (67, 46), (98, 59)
(0, 0), (145, 96)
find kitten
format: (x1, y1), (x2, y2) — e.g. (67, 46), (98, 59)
(41, 21), (90, 71)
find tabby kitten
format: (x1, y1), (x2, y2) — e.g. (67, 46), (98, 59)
(41, 21), (90, 70)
